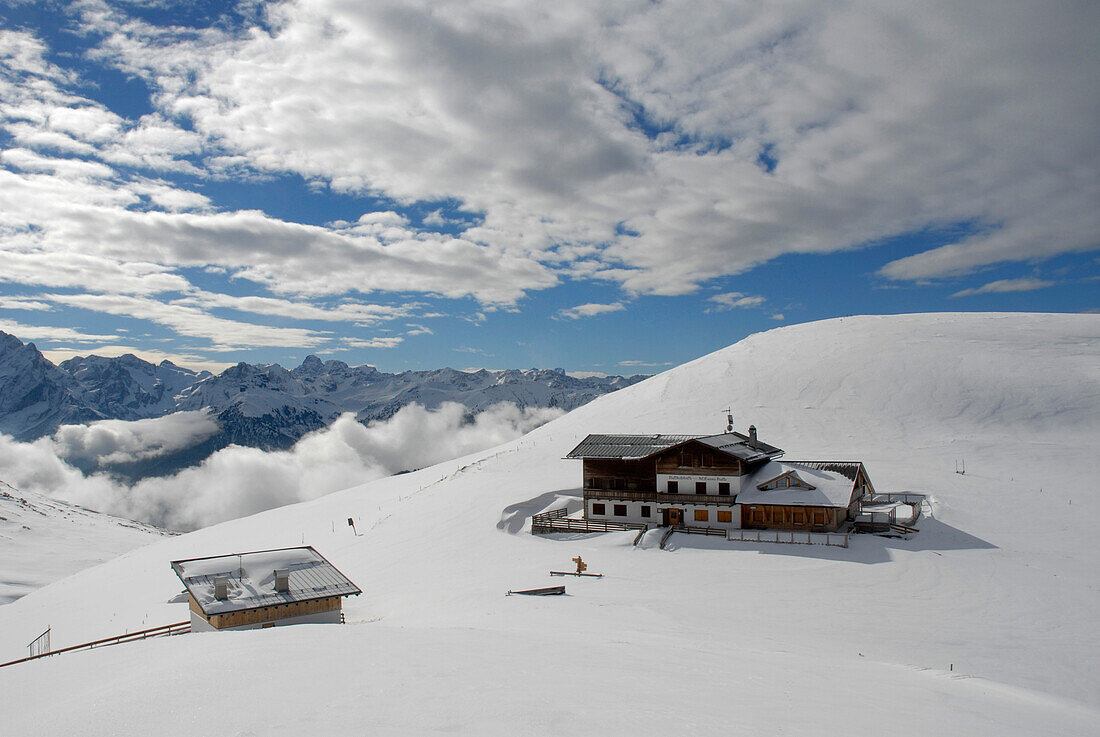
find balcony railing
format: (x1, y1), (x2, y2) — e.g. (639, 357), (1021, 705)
(583, 489), (738, 506)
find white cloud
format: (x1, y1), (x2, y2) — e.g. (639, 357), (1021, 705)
(0, 297), (54, 311)
(42, 293), (331, 350)
(177, 291), (421, 326)
(405, 323), (434, 336)
(50, 411), (220, 466)
(0, 402), (564, 530)
(556, 302), (626, 320)
(38, 345), (233, 374)
(951, 278), (1055, 298)
(706, 292), (766, 312)
(0, 319), (119, 343)
(619, 359), (673, 367)
(344, 336), (404, 349)
(77, 0), (1099, 294)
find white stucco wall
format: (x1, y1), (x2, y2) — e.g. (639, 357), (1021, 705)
(657, 473), (741, 495)
(587, 499), (741, 529)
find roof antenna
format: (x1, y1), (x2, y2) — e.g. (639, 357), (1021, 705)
(725, 408), (733, 433)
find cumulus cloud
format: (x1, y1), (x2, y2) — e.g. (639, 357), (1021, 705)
(2, 3), (1098, 364)
(556, 302), (626, 320)
(951, 278), (1055, 298)
(0, 402), (562, 530)
(77, 0), (1100, 293)
(50, 410), (220, 466)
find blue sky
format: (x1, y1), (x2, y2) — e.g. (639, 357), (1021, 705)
(0, 0), (1096, 374)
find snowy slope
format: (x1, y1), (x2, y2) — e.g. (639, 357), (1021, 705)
(0, 480), (172, 605)
(1, 313), (1097, 736)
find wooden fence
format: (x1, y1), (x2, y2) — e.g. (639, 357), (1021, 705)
(726, 528), (850, 548)
(0, 621), (190, 669)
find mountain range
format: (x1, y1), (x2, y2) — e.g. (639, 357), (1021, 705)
(0, 331), (646, 477)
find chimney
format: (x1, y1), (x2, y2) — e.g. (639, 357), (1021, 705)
(748, 425), (758, 443)
(214, 575), (229, 600)
(274, 569), (290, 593)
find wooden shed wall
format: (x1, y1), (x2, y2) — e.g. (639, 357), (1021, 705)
(198, 595), (342, 630)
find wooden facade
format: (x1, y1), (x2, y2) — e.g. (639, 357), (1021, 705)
(190, 593), (342, 630)
(653, 441), (745, 477)
(741, 504), (844, 532)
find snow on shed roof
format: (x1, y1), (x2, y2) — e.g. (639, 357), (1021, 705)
(737, 461), (861, 508)
(171, 546), (360, 616)
(564, 432), (782, 462)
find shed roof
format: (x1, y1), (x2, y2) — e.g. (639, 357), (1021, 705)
(171, 546), (361, 617)
(564, 432), (782, 463)
(736, 461), (861, 508)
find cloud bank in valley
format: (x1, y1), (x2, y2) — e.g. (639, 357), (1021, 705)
(50, 410), (220, 467)
(0, 402), (563, 531)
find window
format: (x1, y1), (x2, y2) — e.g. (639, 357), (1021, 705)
(592, 503), (606, 515)
(680, 451), (692, 467)
(695, 481), (707, 494)
(718, 482), (730, 496)
(613, 504), (627, 517)
(717, 510), (732, 523)
(641, 505), (652, 518)
(667, 480), (679, 494)
(694, 509), (709, 522)
(589, 477), (602, 489)
(703, 454), (713, 467)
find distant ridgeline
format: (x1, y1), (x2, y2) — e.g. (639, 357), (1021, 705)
(0, 331), (648, 480)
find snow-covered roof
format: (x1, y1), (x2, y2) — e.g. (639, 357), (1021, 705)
(564, 434), (696, 459)
(564, 432), (782, 462)
(736, 461), (861, 508)
(171, 546), (361, 616)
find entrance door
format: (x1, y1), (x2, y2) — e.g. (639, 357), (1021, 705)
(668, 508), (683, 526)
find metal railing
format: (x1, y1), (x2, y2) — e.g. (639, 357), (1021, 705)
(0, 620), (191, 669)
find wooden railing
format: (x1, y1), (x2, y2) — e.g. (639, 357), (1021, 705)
(583, 489), (739, 506)
(867, 492), (927, 505)
(0, 621), (190, 669)
(531, 511), (647, 535)
(671, 525), (728, 538)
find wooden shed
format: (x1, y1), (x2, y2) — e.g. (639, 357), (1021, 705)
(171, 546), (361, 632)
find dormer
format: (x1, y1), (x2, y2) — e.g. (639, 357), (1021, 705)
(757, 470), (816, 491)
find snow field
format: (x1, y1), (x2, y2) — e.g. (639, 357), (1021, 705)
(1, 313), (1097, 735)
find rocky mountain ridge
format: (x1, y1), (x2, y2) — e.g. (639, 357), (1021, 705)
(0, 332), (647, 476)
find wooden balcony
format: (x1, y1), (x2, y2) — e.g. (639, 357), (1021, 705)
(583, 489), (739, 506)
